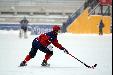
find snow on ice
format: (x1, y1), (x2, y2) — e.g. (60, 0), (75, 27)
(0, 30), (112, 75)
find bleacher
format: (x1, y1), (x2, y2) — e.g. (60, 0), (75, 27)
(66, 0), (112, 34)
(0, 0), (85, 23)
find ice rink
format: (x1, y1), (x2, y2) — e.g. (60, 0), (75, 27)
(0, 30), (112, 75)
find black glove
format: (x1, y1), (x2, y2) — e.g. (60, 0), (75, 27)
(64, 49), (69, 54)
(61, 48), (69, 54)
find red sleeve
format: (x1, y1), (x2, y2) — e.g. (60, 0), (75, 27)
(52, 38), (63, 49)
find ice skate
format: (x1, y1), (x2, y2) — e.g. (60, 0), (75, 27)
(19, 61), (27, 67)
(41, 60), (50, 67)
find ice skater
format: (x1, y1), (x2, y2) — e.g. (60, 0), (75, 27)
(19, 17), (29, 38)
(20, 25), (69, 67)
(98, 19), (104, 35)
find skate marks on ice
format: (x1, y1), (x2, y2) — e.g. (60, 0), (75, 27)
(21, 65), (86, 69)
(16, 65), (99, 75)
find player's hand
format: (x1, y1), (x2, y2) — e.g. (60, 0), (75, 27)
(61, 47), (69, 54)
(63, 48), (69, 54)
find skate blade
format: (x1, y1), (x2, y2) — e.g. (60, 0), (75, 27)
(41, 64), (50, 67)
(18, 64), (27, 67)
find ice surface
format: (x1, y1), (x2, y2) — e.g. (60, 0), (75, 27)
(0, 30), (112, 75)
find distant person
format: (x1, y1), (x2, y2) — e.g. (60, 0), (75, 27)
(98, 20), (104, 35)
(19, 17), (29, 38)
(110, 21), (112, 33)
(110, 25), (112, 33)
(61, 22), (67, 33)
(19, 25), (69, 67)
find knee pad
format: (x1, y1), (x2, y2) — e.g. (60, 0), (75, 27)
(47, 45), (53, 51)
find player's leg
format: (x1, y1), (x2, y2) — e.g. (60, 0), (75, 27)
(23, 27), (28, 38)
(20, 47), (38, 67)
(99, 28), (103, 35)
(39, 45), (53, 66)
(41, 52), (53, 66)
(101, 28), (103, 35)
(19, 29), (23, 38)
(20, 39), (40, 66)
(44, 45), (53, 62)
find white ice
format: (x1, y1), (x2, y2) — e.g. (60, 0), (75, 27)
(0, 30), (112, 75)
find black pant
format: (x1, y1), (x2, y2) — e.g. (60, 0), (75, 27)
(29, 39), (53, 58)
(99, 28), (103, 35)
(21, 26), (27, 32)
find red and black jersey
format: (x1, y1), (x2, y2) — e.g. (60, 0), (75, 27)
(36, 31), (63, 50)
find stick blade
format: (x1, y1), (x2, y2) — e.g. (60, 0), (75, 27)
(92, 64), (97, 69)
(84, 63), (97, 69)
(94, 64), (97, 67)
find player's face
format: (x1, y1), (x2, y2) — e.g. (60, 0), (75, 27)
(55, 30), (60, 34)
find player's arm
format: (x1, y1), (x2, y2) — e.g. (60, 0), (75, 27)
(51, 38), (69, 54)
(51, 38), (63, 49)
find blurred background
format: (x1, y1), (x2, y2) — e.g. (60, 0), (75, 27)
(0, 0), (112, 35)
